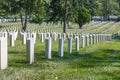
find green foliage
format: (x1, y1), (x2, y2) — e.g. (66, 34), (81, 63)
(101, 0), (119, 20)
(49, 0), (83, 23)
(30, 0), (45, 24)
(75, 0), (119, 19)
(11, 0), (45, 23)
(48, 0), (77, 33)
(48, 0), (91, 31)
(75, 6), (90, 29)
(0, 0), (11, 16)
(77, 0), (99, 17)
(0, 0), (45, 31)
(0, 0), (120, 30)
(48, 0), (65, 23)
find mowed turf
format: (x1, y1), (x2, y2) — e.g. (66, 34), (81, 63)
(0, 21), (120, 80)
(0, 34), (120, 80)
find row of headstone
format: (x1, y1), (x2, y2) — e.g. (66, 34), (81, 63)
(0, 19), (16, 23)
(0, 30), (113, 48)
(0, 29), (18, 47)
(72, 34), (111, 49)
(20, 31), (36, 44)
(0, 31), (113, 69)
(1, 22), (117, 34)
(38, 32), (81, 42)
(26, 33), (112, 64)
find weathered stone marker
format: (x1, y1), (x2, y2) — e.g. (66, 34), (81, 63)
(96, 34), (98, 43)
(68, 37), (72, 53)
(79, 34), (82, 40)
(99, 34), (102, 42)
(10, 34), (15, 46)
(63, 33), (66, 40)
(81, 36), (85, 48)
(85, 35), (89, 46)
(22, 33), (26, 44)
(26, 38), (34, 64)
(75, 36), (79, 51)
(41, 33), (44, 43)
(53, 32), (57, 41)
(58, 38), (64, 57)
(89, 35), (93, 44)
(15, 30), (18, 40)
(45, 37), (52, 59)
(93, 34), (96, 44)
(0, 32), (8, 69)
(39, 33), (44, 43)
(32, 33), (36, 44)
(44, 33), (47, 39)
(98, 34), (100, 43)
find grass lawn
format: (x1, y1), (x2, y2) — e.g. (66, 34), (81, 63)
(0, 35), (120, 80)
(0, 22), (120, 80)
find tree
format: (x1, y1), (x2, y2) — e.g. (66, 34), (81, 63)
(48, 0), (76, 33)
(0, 0), (45, 31)
(75, 0), (99, 20)
(88, 0), (100, 20)
(0, 0), (11, 16)
(69, 0), (90, 29)
(48, 0), (91, 31)
(75, 6), (90, 29)
(101, 0), (119, 20)
(117, 0), (120, 14)
(48, 0), (65, 33)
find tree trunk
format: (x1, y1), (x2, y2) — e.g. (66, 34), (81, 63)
(23, 13), (27, 31)
(63, 20), (66, 33)
(20, 13), (24, 28)
(79, 24), (82, 29)
(63, 0), (67, 33)
(20, 11), (28, 32)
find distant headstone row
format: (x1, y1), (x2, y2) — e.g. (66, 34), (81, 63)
(0, 30), (119, 70)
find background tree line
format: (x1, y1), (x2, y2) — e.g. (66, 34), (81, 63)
(0, 0), (120, 33)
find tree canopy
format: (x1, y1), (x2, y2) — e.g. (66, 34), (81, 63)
(0, 0), (45, 31)
(0, 0), (120, 32)
(75, 6), (90, 29)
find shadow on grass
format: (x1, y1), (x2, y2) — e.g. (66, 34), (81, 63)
(9, 51), (25, 54)
(70, 48), (120, 68)
(35, 49), (119, 68)
(8, 48), (120, 68)
(8, 50), (81, 67)
(99, 71), (120, 80)
(8, 51), (30, 67)
(8, 45), (120, 79)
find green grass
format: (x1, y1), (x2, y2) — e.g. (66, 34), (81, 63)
(0, 22), (120, 80)
(97, 22), (115, 33)
(0, 35), (120, 80)
(107, 22), (120, 34)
